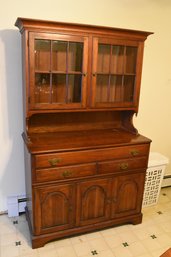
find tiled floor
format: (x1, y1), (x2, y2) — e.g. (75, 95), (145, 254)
(0, 187), (171, 257)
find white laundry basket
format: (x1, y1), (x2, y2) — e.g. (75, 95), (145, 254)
(142, 152), (169, 207)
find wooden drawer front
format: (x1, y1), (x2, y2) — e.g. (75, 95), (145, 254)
(98, 157), (148, 174)
(35, 144), (149, 169)
(35, 163), (97, 183)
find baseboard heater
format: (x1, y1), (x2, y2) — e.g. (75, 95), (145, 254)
(162, 175), (171, 188)
(7, 195), (26, 217)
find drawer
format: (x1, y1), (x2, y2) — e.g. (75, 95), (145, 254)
(97, 156), (148, 174)
(35, 163), (97, 183)
(35, 144), (150, 169)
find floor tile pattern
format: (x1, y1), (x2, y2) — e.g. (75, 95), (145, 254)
(0, 187), (171, 257)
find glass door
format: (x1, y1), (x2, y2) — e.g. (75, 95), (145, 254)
(92, 37), (139, 108)
(29, 33), (88, 109)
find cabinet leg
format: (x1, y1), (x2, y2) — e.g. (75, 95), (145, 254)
(131, 213), (143, 225)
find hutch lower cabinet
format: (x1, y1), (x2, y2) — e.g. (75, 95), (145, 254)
(15, 17), (152, 248)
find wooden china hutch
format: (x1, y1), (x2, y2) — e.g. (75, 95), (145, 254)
(15, 17), (152, 248)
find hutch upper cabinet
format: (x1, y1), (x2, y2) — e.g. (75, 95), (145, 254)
(15, 17), (152, 248)
(16, 18), (152, 115)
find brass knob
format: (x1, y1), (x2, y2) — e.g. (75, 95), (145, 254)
(69, 205), (73, 212)
(113, 197), (117, 203)
(130, 149), (139, 156)
(106, 198), (111, 204)
(48, 158), (61, 166)
(62, 170), (72, 178)
(119, 163), (128, 170)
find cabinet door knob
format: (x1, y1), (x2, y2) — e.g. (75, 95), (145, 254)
(62, 170), (72, 178)
(106, 198), (111, 204)
(119, 163), (129, 170)
(113, 197), (117, 203)
(130, 149), (139, 156)
(69, 205), (73, 212)
(48, 158), (61, 166)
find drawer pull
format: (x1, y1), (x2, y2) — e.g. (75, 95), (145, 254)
(130, 149), (139, 156)
(62, 170), (72, 178)
(119, 163), (128, 170)
(48, 158), (61, 166)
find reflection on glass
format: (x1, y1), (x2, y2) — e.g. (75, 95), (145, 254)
(111, 46), (124, 74)
(96, 75), (109, 102)
(35, 40), (51, 71)
(95, 74), (134, 103)
(68, 75), (82, 102)
(97, 44), (110, 73)
(123, 75), (135, 102)
(110, 75), (123, 102)
(52, 74), (82, 103)
(35, 73), (50, 103)
(125, 47), (137, 74)
(52, 41), (67, 72)
(68, 42), (83, 72)
(52, 75), (66, 103)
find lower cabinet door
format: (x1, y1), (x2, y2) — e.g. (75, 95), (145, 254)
(33, 183), (75, 235)
(76, 178), (111, 226)
(111, 172), (145, 218)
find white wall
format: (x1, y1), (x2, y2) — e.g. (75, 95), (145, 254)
(0, 0), (171, 212)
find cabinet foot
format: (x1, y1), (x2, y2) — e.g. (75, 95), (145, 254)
(131, 213), (143, 225)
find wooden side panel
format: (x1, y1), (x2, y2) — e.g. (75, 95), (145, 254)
(24, 145), (33, 231)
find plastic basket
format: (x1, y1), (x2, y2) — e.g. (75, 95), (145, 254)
(142, 152), (169, 207)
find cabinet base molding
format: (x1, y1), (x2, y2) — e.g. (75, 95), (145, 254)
(25, 207), (142, 249)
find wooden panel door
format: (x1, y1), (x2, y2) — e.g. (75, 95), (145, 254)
(76, 178), (111, 226)
(29, 32), (88, 110)
(33, 183), (75, 235)
(111, 172), (145, 218)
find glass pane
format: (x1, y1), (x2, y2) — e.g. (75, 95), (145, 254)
(68, 75), (82, 103)
(123, 75), (135, 102)
(125, 47), (137, 74)
(110, 75), (123, 102)
(68, 42), (83, 72)
(97, 44), (110, 73)
(111, 46), (124, 74)
(52, 74), (66, 103)
(35, 73), (50, 103)
(96, 75), (109, 102)
(35, 40), (51, 71)
(52, 41), (67, 72)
